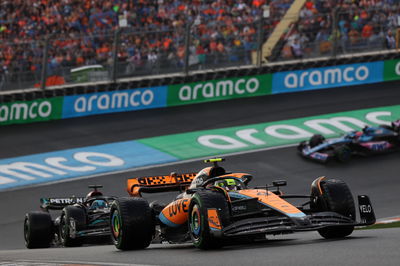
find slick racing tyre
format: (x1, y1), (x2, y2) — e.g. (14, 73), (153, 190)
(311, 178), (356, 239)
(189, 190), (230, 249)
(110, 197), (155, 250)
(334, 145), (352, 162)
(297, 141), (307, 152)
(59, 206), (86, 247)
(24, 211), (53, 248)
(309, 134), (325, 148)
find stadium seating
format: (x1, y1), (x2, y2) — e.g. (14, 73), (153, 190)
(0, 0), (398, 91)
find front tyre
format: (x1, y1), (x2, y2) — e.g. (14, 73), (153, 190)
(309, 134), (325, 148)
(311, 178), (356, 239)
(189, 190), (229, 249)
(24, 212), (53, 248)
(297, 141), (307, 152)
(110, 197), (155, 250)
(334, 145), (352, 162)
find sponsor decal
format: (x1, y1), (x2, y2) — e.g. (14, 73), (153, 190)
(207, 209), (222, 230)
(48, 198), (85, 204)
(167, 199), (190, 217)
(359, 204), (373, 213)
(232, 204), (247, 212)
(360, 141), (392, 151)
(62, 86), (168, 118)
(0, 97), (63, 125)
(310, 152), (329, 161)
(160, 198), (191, 227)
(272, 62), (383, 93)
(138, 105), (400, 159)
(195, 177), (204, 186)
(167, 74), (272, 106)
(0, 141), (177, 190)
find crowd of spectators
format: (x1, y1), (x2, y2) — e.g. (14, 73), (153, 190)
(1, 0), (399, 88)
(280, 0), (400, 60)
(1, 0), (287, 85)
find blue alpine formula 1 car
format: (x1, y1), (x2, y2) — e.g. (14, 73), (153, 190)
(298, 120), (400, 163)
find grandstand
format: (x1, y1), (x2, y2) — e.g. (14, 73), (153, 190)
(0, 0), (399, 96)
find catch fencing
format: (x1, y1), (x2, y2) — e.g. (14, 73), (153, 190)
(0, 7), (399, 93)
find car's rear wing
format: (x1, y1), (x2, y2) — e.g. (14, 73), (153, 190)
(40, 197), (86, 210)
(127, 173), (197, 197)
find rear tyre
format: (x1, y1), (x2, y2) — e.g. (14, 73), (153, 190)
(110, 197), (155, 250)
(59, 206), (86, 247)
(311, 178), (356, 239)
(189, 190), (230, 249)
(24, 212), (53, 249)
(309, 134), (325, 148)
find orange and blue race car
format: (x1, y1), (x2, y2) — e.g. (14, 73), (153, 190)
(110, 158), (376, 250)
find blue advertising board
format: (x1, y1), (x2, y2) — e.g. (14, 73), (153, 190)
(0, 141), (178, 190)
(272, 61), (383, 94)
(62, 86), (168, 118)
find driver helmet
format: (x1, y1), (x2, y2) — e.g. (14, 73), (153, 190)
(214, 178), (241, 191)
(89, 199), (108, 210)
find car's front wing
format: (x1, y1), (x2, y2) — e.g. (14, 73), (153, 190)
(213, 195), (375, 238)
(218, 212), (355, 237)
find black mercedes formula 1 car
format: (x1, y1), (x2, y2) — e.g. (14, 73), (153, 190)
(110, 158), (376, 250)
(298, 120), (400, 163)
(24, 185), (115, 248)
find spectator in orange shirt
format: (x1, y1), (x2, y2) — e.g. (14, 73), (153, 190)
(361, 23), (373, 39)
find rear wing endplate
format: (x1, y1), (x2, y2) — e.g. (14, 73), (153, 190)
(357, 195), (376, 226)
(127, 173), (197, 197)
(40, 197), (86, 210)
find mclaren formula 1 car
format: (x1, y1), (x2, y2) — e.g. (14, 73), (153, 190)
(110, 158), (375, 250)
(24, 185), (115, 248)
(298, 120), (400, 163)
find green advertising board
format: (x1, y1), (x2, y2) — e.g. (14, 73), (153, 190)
(0, 97), (63, 125)
(138, 105), (400, 160)
(167, 74), (272, 106)
(384, 59), (400, 81)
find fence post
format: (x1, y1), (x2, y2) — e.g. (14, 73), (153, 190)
(331, 8), (340, 58)
(40, 35), (51, 90)
(256, 18), (264, 67)
(111, 28), (121, 83)
(183, 23), (191, 76)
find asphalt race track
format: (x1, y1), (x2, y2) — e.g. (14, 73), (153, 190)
(1, 82), (400, 265)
